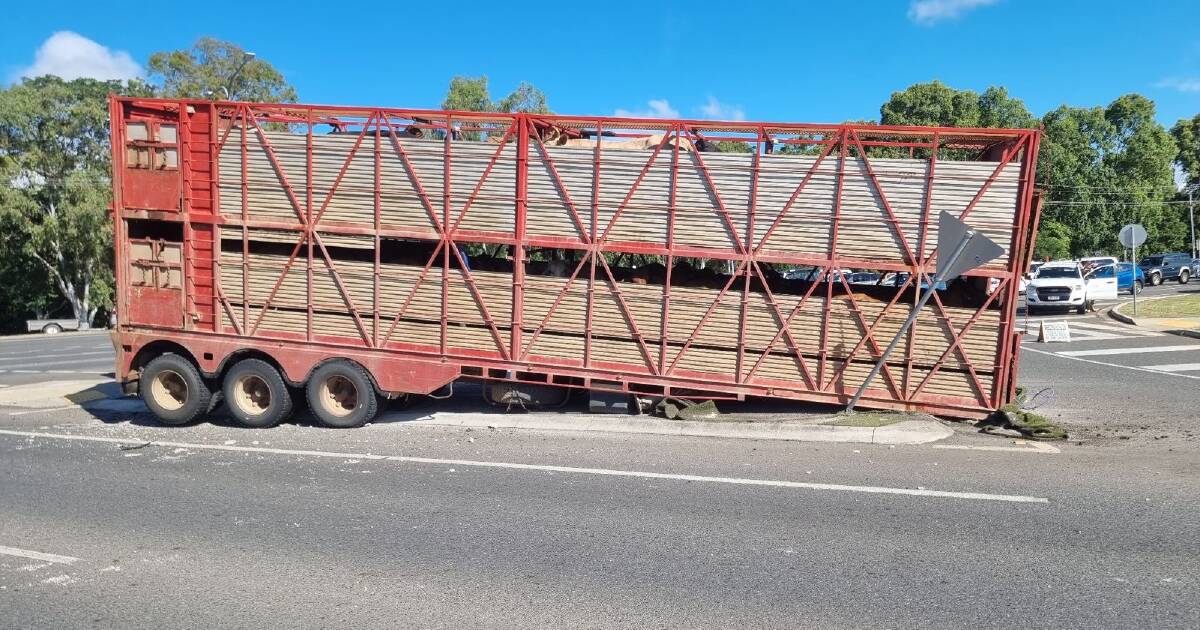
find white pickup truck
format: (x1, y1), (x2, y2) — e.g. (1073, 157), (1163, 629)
(1025, 261), (1118, 315)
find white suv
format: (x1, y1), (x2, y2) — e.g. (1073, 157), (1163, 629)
(1025, 261), (1117, 315)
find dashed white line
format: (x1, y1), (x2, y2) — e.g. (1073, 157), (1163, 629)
(0, 429), (1050, 504)
(0, 545), (79, 565)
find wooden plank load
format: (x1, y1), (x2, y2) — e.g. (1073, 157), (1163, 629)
(213, 123), (1024, 409)
(218, 129), (1021, 268)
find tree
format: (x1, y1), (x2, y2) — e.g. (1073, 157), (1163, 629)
(1037, 95), (1181, 256)
(1171, 114), (1200, 187)
(0, 76), (128, 326)
(441, 75), (551, 114)
(880, 80), (983, 128)
(881, 82), (1036, 129)
(1032, 220), (1072, 260)
(442, 76), (494, 112)
(147, 37), (297, 102)
(496, 82), (550, 114)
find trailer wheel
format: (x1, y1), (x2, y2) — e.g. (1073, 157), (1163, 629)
(306, 361), (380, 428)
(222, 359), (293, 428)
(42, 323), (62, 334)
(141, 354), (212, 426)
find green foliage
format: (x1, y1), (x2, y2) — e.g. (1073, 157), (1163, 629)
(1032, 220), (1072, 261)
(1038, 95), (1181, 256)
(0, 76), (127, 326)
(880, 82), (1035, 129)
(496, 82), (550, 114)
(1171, 114), (1200, 187)
(881, 80), (985, 127)
(714, 140), (753, 153)
(147, 37), (297, 102)
(442, 76), (494, 112)
(442, 75), (551, 114)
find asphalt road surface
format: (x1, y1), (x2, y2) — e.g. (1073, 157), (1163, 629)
(0, 326), (1198, 628)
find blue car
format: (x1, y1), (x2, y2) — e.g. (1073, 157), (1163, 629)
(1087, 262), (1144, 295)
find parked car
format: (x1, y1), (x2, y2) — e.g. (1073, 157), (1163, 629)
(1079, 256), (1118, 276)
(846, 272), (881, 285)
(1190, 258), (1200, 278)
(888, 272), (947, 291)
(1025, 261), (1117, 314)
(25, 319), (86, 334)
(1138, 252), (1192, 285)
(1088, 262), (1144, 295)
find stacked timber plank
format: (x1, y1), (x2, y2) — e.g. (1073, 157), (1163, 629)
(213, 126), (1020, 402)
(218, 247), (998, 398)
(217, 129), (1021, 267)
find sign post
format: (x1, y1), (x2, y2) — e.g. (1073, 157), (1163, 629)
(1119, 224), (1147, 316)
(846, 212), (1003, 413)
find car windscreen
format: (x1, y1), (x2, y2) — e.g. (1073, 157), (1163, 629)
(1037, 267), (1080, 279)
(1140, 256), (1163, 265)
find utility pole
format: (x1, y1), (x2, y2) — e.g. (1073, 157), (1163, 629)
(1187, 183), (1199, 260)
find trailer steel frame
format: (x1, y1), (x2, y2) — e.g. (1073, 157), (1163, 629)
(109, 96), (1041, 419)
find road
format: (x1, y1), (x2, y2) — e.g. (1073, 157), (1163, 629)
(0, 322), (1198, 628)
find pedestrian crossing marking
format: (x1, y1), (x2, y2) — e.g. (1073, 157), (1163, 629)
(1059, 344), (1200, 357)
(1135, 362), (1200, 372)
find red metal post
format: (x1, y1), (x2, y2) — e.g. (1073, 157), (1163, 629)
(512, 116), (529, 360)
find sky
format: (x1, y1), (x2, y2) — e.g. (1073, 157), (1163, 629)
(1, 0), (1198, 127)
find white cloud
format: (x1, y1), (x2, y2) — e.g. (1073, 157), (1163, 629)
(907, 0), (999, 26)
(11, 31), (142, 83)
(614, 99), (680, 118)
(1155, 77), (1200, 93)
(697, 96), (745, 121)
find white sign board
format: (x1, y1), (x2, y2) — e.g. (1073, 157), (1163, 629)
(1038, 320), (1071, 343)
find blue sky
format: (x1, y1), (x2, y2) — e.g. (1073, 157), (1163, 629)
(2, 0), (1198, 126)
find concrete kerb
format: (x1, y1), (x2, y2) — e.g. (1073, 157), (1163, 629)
(393, 412), (954, 445)
(1107, 299), (1200, 339)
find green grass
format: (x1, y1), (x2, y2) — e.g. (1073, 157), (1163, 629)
(823, 413), (905, 427)
(1133, 294), (1200, 318)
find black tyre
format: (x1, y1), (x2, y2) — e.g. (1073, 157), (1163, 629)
(42, 323), (62, 334)
(306, 361), (381, 428)
(1132, 280), (1143, 295)
(1150, 272), (1162, 286)
(222, 358), (293, 428)
(1180, 269), (1190, 284)
(141, 353), (212, 426)
(1026, 305), (1039, 316)
(1076, 303), (1087, 315)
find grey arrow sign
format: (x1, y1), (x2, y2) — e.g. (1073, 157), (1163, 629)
(936, 211), (1004, 280)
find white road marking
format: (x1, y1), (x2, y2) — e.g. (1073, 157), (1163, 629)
(6, 405), (82, 416)
(1059, 344), (1200, 357)
(0, 545), (79, 565)
(0, 350), (111, 364)
(1136, 362), (1200, 372)
(1022, 346), (1200, 380)
(1069, 321), (1160, 336)
(933, 441), (1060, 454)
(0, 429), (1050, 504)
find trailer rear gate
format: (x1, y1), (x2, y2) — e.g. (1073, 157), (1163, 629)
(111, 97), (1040, 419)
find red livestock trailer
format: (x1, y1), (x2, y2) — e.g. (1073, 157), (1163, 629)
(108, 95), (1041, 428)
